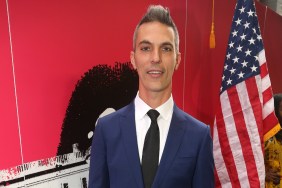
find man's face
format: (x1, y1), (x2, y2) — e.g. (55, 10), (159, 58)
(130, 21), (181, 96)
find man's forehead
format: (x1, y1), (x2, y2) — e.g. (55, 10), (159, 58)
(136, 23), (175, 42)
(137, 21), (174, 34)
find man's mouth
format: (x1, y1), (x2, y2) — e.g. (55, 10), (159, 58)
(147, 70), (163, 74)
(147, 70), (163, 78)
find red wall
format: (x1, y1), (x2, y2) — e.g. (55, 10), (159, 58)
(257, 3), (282, 95)
(0, 0), (281, 171)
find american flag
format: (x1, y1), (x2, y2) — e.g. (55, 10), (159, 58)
(213, 0), (280, 187)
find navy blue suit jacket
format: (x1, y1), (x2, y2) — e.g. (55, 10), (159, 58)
(89, 102), (214, 188)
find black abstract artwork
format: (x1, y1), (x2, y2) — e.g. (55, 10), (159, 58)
(57, 62), (138, 156)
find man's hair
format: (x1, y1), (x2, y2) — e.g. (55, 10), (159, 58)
(274, 93), (282, 121)
(133, 5), (180, 52)
(274, 93), (282, 140)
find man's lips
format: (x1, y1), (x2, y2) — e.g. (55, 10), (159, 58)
(147, 70), (163, 78)
(147, 70), (163, 74)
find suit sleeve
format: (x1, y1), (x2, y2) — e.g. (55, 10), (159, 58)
(88, 120), (110, 188)
(192, 125), (215, 188)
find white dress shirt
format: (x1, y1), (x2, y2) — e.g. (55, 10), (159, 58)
(134, 93), (174, 163)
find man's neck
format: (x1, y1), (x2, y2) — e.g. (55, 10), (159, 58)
(138, 90), (171, 109)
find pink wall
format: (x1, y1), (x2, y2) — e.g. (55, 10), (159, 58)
(0, 0), (281, 171)
(0, 0), (22, 168)
(0, 0), (185, 170)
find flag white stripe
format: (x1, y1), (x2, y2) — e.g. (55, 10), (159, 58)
(263, 97), (275, 119)
(213, 122), (231, 187)
(255, 73), (274, 119)
(258, 50), (266, 66)
(221, 91), (250, 187)
(261, 74), (271, 93)
(255, 75), (263, 106)
(236, 81), (265, 187)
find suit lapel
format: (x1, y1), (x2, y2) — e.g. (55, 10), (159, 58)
(120, 103), (144, 188)
(153, 105), (186, 187)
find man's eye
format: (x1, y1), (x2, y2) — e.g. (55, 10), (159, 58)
(141, 47), (150, 51)
(162, 47), (172, 52)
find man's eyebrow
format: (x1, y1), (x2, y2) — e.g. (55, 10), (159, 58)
(138, 40), (152, 46)
(138, 41), (174, 48)
(161, 42), (174, 48)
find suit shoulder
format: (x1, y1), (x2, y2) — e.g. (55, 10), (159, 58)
(175, 106), (209, 130)
(97, 103), (132, 125)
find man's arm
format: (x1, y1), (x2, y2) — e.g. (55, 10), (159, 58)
(88, 120), (110, 188)
(192, 125), (215, 187)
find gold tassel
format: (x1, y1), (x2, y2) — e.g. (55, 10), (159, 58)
(210, 22), (215, 48)
(210, 0), (215, 48)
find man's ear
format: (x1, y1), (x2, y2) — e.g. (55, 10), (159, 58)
(174, 52), (181, 70)
(130, 51), (137, 69)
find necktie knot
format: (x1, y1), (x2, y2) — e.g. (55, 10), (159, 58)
(147, 109), (160, 123)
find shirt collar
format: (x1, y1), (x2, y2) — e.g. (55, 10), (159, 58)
(134, 92), (174, 120)
(156, 96), (174, 120)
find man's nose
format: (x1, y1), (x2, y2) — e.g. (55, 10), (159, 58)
(151, 49), (161, 64)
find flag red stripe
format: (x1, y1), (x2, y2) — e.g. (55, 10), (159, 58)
(262, 87), (273, 106)
(227, 86), (260, 187)
(216, 101), (240, 187)
(264, 112), (280, 134)
(260, 62), (268, 78)
(245, 77), (265, 184)
(214, 169), (222, 188)
(245, 77), (264, 139)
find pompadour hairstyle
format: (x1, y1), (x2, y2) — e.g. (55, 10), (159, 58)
(133, 5), (180, 52)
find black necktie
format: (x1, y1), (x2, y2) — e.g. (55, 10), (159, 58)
(142, 109), (160, 188)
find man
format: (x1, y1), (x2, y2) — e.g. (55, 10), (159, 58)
(89, 5), (214, 188)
